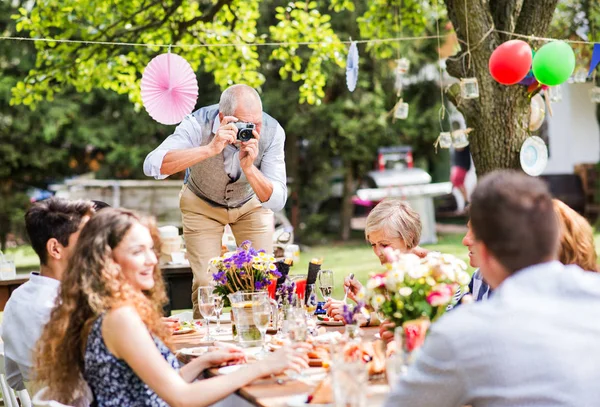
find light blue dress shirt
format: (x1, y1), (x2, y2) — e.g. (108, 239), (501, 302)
(143, 114), (287, 211)
(385, 261), (600, 407)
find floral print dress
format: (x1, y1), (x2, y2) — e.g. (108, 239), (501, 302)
(84, 315), (180, 406)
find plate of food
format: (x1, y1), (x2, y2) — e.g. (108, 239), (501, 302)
(173, 321), (197, 335)
(316, 316), (344, 326)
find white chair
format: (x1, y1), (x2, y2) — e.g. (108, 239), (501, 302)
(0, 344), (32, 407)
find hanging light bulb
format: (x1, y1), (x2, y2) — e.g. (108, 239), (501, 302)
(460, 78), (479, 99)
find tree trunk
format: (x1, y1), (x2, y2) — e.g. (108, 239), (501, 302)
(443, 0), (560, 176)
(340, 165), (355, 241)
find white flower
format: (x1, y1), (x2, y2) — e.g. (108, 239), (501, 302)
(367, 278), (380, 290)
(371, 294), (386, 308)
(408, 264), (428, 279)
(425, 277), (437, 286)
(457, 271), (471, 285)
(440, 265), (456, 281)
(398, 287), (412, 297)
(356, 288), (366, 300)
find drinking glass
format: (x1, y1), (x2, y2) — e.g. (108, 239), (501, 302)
(253, 296), (271, 357)
(213, 295), (224, 333)
(332, 359), (368, 407)
(198, 286), (216, 342)
(305, 284), (318, 314)
(318, 270), (334, 300)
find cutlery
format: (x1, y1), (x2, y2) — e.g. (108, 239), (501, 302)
(342, 273), (355, 303)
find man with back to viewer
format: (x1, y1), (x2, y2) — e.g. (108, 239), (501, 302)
(384, 170), (600, 407)
(2, 198), (93, 391)
(143, 84), (287, 318)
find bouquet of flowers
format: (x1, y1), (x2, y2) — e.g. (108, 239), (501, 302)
(276, 280), (296, 308)
(366, 249), (470, 351)
(211, 241), (281, 304)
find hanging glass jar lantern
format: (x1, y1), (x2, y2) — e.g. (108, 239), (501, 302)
(395, 58), (410, 74)
(590, 87), (600, 103)
(394, 100), (409, 120)
(438, 132), (452, 149)
(460, 78), (479, 99)
(573, 68), (588, 84)
(548, 85), (563, 103)
(451, 129), (470, 148)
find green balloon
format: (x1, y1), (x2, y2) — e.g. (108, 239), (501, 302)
(532, 41), (575, 86)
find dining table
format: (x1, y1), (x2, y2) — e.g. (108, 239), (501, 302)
(170, 317), (391, 407)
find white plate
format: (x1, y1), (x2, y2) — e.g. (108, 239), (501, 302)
(172, 327), (195, 335)
(218, 365), (243, 375)
(316, 319), (344, 326)
(207, 312), (231, 323)
(178, 347), (209, 357)
(286, 394), (332, 407)
(520, 136), (548, 176)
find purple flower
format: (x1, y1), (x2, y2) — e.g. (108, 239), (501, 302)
(270, 269), (282, 278)
(212, 271), (228, 285)
(277, 281), (296, 305)
(255, 279), (267, 290)
(341, 302), (365, 325)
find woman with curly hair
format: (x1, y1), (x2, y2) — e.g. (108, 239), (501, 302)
(553, 199), (598, 272)
(33, 208), (307, 406)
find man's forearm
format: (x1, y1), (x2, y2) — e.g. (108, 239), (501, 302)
(243, 165), (274, 203)
(160, 146), (217, 176)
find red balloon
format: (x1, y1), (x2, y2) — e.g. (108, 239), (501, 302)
(489, 40), (533, 85)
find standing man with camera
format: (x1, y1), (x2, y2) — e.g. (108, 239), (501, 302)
(144, 84), (287, 317)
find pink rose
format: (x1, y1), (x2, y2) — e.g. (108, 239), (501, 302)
(426, 284), (453, 306)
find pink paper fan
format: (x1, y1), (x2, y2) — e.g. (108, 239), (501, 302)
(141, 52), (199, 125)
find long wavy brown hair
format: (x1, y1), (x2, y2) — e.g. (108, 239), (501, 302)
(553, 199), (598, 272)
(33, 208), (170, 403)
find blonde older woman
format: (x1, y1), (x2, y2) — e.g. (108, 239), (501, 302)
(325, 199), (426, 322)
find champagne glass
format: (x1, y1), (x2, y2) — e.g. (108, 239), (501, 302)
(253, 296), (272, 357)
(318, 270), (334, 300)
(198, 286), (216, 342)
(213, 295), (224, 333)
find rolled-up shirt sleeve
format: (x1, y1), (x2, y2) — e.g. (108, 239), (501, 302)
(259, 124), (287, 211)
(143, 116), (201, 179)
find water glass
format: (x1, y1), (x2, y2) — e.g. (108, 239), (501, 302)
(332, 360), (368, 407)
(253, 296), (271, 357)
(198, 286), (216, 341)
(305, 284), (318, 314)
(213, 295), (224, 333)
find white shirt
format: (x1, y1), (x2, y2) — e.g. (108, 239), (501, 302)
(385, 261), (600, 407)
(143, 112), (287, 211)
(2, 273), (60, 390)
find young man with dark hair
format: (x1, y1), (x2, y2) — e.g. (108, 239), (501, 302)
(384, 170), (600, 407)
(2, 198), (93, 390)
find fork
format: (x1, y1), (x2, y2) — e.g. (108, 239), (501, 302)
(342, 273), (355, 303)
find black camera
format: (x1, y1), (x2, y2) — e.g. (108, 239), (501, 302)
(234, 122), (255, 142)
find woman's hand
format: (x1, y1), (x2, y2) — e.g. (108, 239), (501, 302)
(200, 348), (247, 368)
(324, 299), (346, 321)
(379, 320), (396, 344)
(258, 345), (309, 376)
(343, 277), (363, 303)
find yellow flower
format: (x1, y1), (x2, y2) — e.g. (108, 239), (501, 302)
(426, 277), (437, 286)
(356, 288), (366, 300)
(372, 294), (386, 309)
(269, 263), (277, 271)
(418, 278), (426, 285)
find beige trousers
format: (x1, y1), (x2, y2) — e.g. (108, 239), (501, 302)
(179, 185), (274, 318)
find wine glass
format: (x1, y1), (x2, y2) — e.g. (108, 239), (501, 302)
(198, 286), (216, 342)
(253, 296), (272, 357)
(318, 270), (334, 300)
(213, 295), (224, 333)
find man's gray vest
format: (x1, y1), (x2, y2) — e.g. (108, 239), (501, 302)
(186, 104), (279, 208)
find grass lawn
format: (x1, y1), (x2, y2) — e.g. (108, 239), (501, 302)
(292, 233), (473, 299)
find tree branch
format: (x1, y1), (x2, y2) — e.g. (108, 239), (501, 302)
(178, 0), (233, 32)
(490, 0), (523, 40)
(514, 0), (560, 36)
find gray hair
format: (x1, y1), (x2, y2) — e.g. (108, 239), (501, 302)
(219, 84), (262, 116)
(365, 199), (422, 249)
